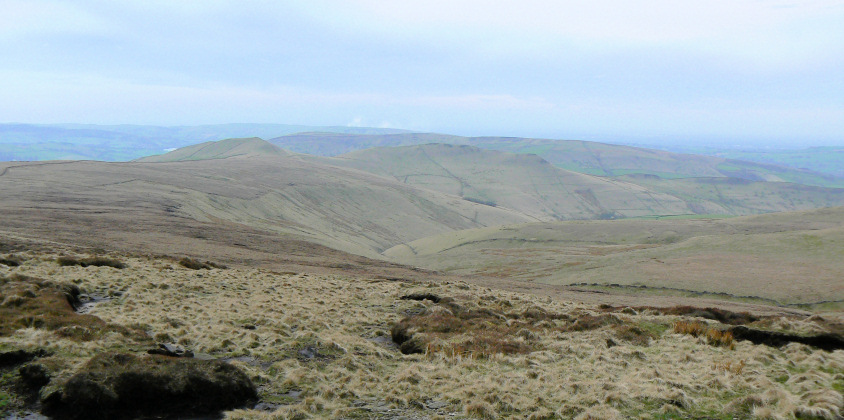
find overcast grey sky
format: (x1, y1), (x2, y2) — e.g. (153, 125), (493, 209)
(2, 1), (843, 145)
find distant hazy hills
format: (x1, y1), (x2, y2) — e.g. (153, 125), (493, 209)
(4, 124), (842, 187)
(0, 123), (408, 162)
(267, 132), (844, 188)
(4, 136), (844, 306)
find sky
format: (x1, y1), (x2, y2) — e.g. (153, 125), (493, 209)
(1, 0), (843, 146)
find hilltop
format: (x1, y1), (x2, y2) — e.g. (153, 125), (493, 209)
(136, 137), (291, 162)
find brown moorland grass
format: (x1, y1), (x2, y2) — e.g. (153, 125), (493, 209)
(673, 320), (735, 348)
(0, 250), (841, 419)
(384, 208), (844, 307)
(56, 256), (126, 269)
(0, 274), (109, 339)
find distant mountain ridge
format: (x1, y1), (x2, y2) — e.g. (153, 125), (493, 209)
(139, 138), (844, 222)
(268, 133), (844, 188)
(0, 123), (409, 162)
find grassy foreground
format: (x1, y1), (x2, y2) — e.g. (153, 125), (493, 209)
(1, 250), (842, 419)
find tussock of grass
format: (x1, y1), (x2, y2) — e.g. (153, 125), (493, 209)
(713, 359), (745, 375)
(1, 250), (842, 419)
(0, 274), (105, 339)
(56, 256), (126, 269)
(391, 301), (542, 357)
(674, 320), (735, 348)
(570, 314), (621, 331)
(178, 257), (227, 270)
(611, 324), (659, 346)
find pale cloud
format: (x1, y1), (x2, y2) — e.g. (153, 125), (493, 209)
(302, 0), (844, 67)
(1, 1), (842, 144)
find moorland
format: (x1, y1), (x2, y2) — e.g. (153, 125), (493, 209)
(0, 127), (842, 419)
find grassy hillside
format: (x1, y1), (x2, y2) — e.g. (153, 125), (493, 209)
(314, 143), (844, 219)
(473, 137), (844, 187)
(0, 141), (532, 259)
(619, 174), (844, 215)
(385, 207), (844, 306)
(318, 144), (690, 220)
(269, 132), (844, 188)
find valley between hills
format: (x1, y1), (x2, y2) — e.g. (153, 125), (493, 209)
(0, 132), (842, 419)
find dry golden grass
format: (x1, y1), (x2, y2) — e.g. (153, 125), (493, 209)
(1, 250), (842, 419)
(673, 320), (735, 348)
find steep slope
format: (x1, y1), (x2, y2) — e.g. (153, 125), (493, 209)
(315, 143), (690, 220)
(0, 140), (532, 259)
(384, 207), (844, 306)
